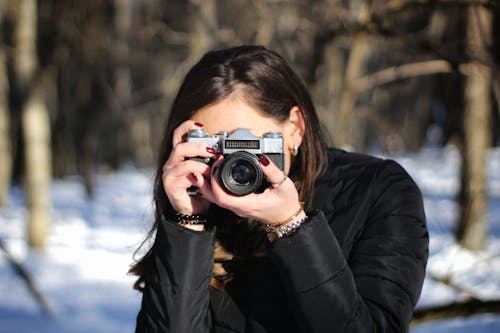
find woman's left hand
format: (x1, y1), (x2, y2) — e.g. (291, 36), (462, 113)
(198, 155), (302, 226)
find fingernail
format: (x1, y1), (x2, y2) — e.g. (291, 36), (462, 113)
(195, 122), (204, 127)
(206, 147), (216, 154)
(260, 155), (270, 166)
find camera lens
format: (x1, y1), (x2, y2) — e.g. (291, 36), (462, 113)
(231, 161), (256, 185)
(219, 151), (264, 196)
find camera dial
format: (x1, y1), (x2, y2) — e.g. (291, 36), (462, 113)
(262, 131), (282, 139)
(188, 129), (209, 138)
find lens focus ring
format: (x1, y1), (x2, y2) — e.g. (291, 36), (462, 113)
(219, 151), (264, 196)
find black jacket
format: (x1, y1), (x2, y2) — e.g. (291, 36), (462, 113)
(136, 148), (429, 332)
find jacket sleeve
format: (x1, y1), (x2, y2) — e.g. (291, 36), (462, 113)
(135, 217), (215, 333)
(268, 160), (429, 332)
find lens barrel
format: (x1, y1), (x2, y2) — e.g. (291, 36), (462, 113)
(219, 151), (264, 196)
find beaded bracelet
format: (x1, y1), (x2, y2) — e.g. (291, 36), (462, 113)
(164, 211), (208, 225)
(175, 212), (207, 225)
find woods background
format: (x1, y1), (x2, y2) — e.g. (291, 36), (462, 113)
(0, 0), (499, 256)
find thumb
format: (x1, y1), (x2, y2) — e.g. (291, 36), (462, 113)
(259, 155), (287, 187)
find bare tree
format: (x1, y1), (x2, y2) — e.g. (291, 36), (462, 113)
(456, 5), (493, 251)
(114, 0), (152, 167)
(253, 0), (274, 46)
(12, 0), (52, 248)
(161, 0), (217, 97)
(115, 0), (147, 166)
(335, 0), (371, 149)
(0, 28), (10, 206)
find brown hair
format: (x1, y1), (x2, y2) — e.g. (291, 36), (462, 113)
(130, 45), (327, 290)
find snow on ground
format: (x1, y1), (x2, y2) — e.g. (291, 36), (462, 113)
(0, 168), (152, 333)
(396, 147), (500, 307)
(0, 146), (499, 332)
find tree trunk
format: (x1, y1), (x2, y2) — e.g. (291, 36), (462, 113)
(253, 0), (273, 46)
(162, 0), (217, 97)
(23, 81), (52, 249)
(412, 299), (500, 326)
(112, 0), (133, 165)
(317, 40), (344, 147)
(0, 47), (10, 206)
(114, 0), (152, 167)
(0, 0), (9, 204)
(337, 32), (368, 149)
(457, 6), (493, 251)
(13, 0), (51, 249)
(335, 0), (370, 149)
(190, 0), (217, 59)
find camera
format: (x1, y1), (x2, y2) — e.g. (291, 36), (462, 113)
(187, 128), (285, 196)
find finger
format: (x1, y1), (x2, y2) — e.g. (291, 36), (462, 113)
(207, 155), (226, 197)
(162, 160), (212, 197)
(165, 159), (212, 179)
(195, 176), (215, 200)
(205, 155), (268, 216)
(259, 155), (288, 188)
(207, 155), (245, 203)
(210, 154), (224, 177)
(172, 120), (204, 147)
(194, 158), (224, 204)
(208, 178), (254, 215)
(164, 141), (216, 168)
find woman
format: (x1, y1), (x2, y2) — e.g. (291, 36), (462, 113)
(131, 45), (428, 333)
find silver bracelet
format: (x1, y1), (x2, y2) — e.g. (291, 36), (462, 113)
(266, 216), (307, 241)
(274, 217), (307, 238)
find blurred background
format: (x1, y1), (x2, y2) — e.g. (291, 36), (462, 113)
(0, 0), (500, 332)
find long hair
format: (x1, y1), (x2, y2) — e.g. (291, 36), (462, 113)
(130, 45), (327, 290)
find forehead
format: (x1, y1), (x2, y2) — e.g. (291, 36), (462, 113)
(190, 96), (283, 136)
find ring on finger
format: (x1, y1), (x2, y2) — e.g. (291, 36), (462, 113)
(271, 172), (287, 187)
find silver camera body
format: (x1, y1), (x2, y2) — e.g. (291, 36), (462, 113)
(187, 128), (285, 196)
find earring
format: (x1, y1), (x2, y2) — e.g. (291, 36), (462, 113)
(290, 145), (299, 157)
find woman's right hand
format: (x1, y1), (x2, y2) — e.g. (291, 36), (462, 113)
(161, 121), (216, 216)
